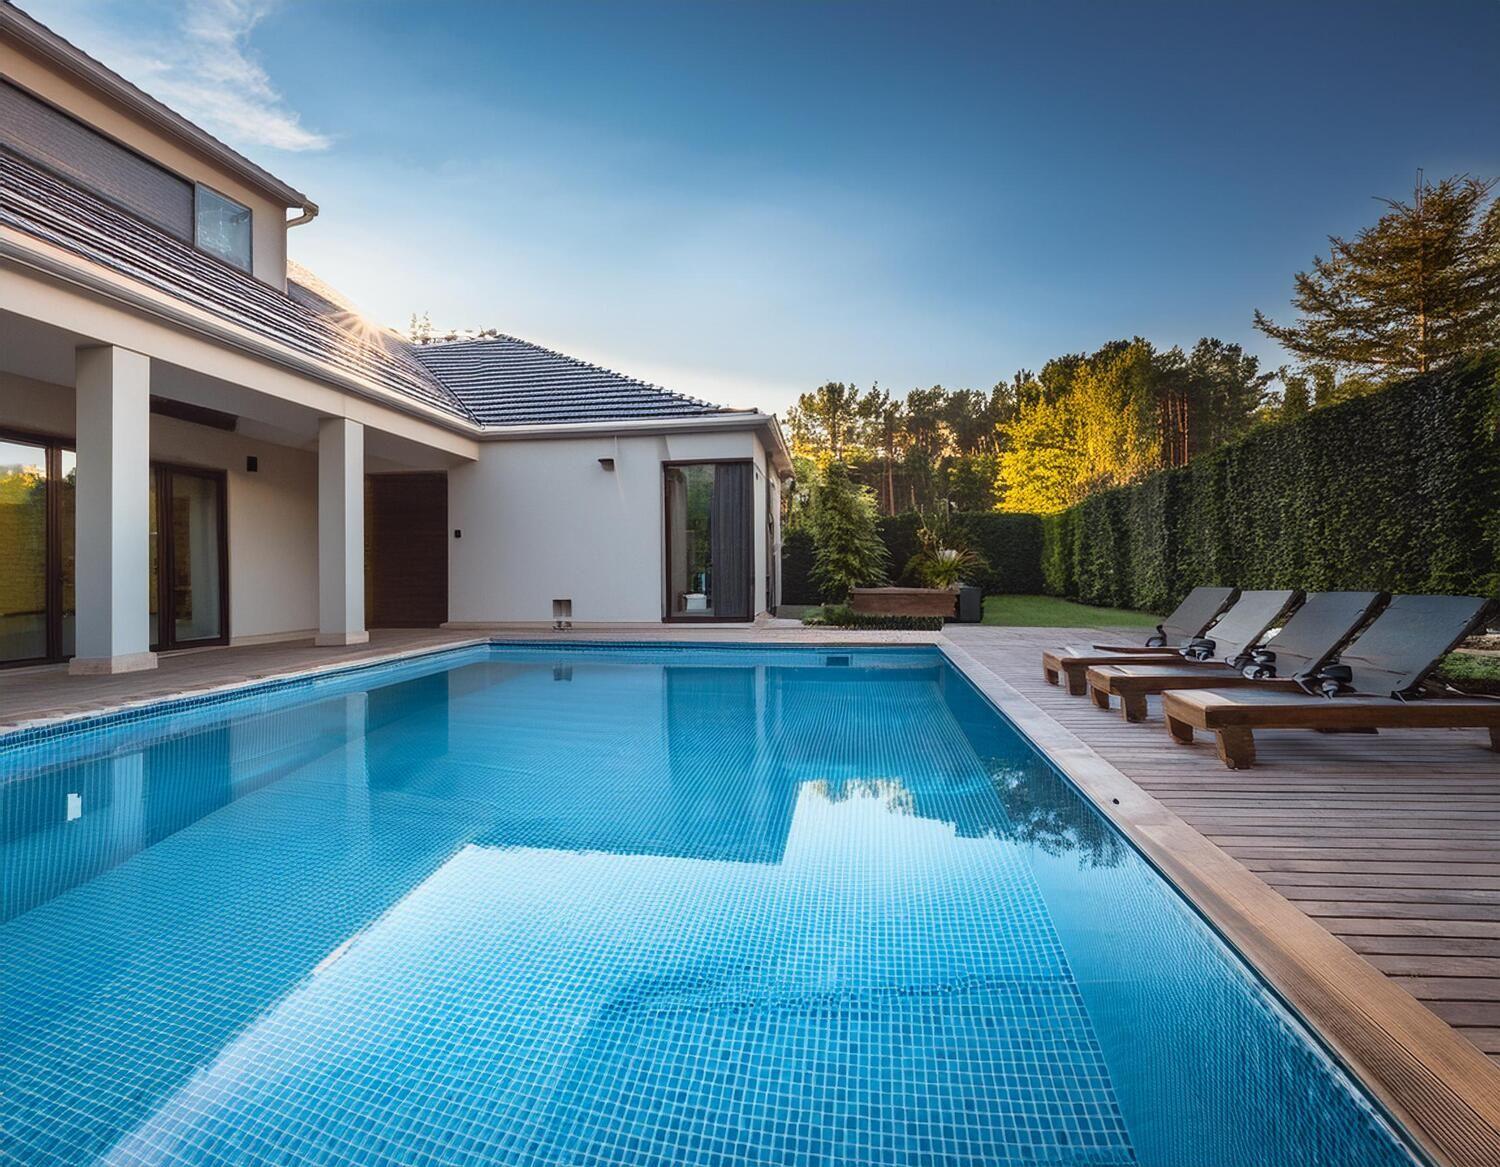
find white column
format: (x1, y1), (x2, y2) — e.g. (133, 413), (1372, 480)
(317, 416), (368, 646)
(71, 345), (156, 674)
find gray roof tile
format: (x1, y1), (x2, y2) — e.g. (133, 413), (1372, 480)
(2, 146), (744, 430)
(0, 147), (473, 421)
(410, 336), (739, 426)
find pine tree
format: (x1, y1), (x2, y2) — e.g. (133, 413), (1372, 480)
(810, 463), (889, 600)
(1254, 174), (1500, 376)
(786, 382), (868, 463)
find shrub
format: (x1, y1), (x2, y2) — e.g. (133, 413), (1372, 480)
(801, 604), (945, 631)
(952, 512), (1045, 594)
(877, 513), (924, 585)
(780, 529), (818, 604)
(874, 511), (1042, 593)
(810, 463), (889, 601)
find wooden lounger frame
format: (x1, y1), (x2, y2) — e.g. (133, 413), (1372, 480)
(1086, 665), (1299, 722)
(1042, 645), (1184, 695)
(1161, 689), (1500, 769)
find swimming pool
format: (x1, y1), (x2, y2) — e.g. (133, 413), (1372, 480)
(0, 644), (1420, 1166)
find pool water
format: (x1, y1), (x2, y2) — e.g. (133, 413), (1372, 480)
(0, 645), (1418, 1166)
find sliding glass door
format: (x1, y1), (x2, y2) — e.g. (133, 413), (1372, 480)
(664, 461), (753, 622)
(150, 465), (227, 650)
(0, 437), (227, 667)
(0, 437), (50, 664)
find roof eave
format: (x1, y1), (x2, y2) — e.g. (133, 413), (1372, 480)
(476, 410), (785, 445)
(0, 2), (315, 214)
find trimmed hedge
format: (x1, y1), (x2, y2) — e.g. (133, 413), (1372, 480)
(802, 605), (946, 631)
(953, 512), (1045, 594)
(877, 513), (924, 585)
(780, 528), (819, 604)
(791, 511), (1048, 597)
(874, 511), (1043, 594)
(1041, 357), (1500, 612)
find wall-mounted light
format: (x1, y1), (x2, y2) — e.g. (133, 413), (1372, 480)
(598, 457), (615, 471)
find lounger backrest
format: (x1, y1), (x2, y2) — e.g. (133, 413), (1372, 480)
(1255, 591), (1385, 676)
(1188, 589), (1303, 660)
(1340, 594), (1494, 697)
(1160, 586), (1239, 644)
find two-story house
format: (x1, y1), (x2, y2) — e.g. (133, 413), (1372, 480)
(0, 1), (791, 675)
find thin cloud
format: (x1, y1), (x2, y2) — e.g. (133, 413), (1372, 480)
(23, 0), (329, 152)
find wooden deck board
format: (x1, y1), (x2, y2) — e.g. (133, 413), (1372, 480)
(947, 624), (1500, 1090)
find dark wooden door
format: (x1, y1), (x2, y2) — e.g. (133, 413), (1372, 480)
(365, 472), (448, 628)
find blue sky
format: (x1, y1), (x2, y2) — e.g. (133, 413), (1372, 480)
(22, 0), (1500, 413)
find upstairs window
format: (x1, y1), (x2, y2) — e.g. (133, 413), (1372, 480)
(195, 184), (252, 272)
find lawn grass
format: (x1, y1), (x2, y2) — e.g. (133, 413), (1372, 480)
(1435, 651), (1500, 695)
(981, 594), (1158, 629)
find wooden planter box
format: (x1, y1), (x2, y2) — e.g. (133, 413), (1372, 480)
(849, 587), (958, 618)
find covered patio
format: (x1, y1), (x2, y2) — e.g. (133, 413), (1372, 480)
(0, 283), (475, 675)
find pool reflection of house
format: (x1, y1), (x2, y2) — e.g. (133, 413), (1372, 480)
(3, 652), (1137, 1165)
(0, 2), (792, 675)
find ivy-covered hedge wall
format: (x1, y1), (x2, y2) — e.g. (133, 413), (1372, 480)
(1041, 356), (1500, 612)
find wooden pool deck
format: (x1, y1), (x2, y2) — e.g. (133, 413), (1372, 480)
(945, 625), (1500, 1063)
(3, 622), (1499, 1164)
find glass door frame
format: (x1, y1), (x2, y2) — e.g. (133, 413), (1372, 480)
(151, 462), (230, 652)
(661, 458), (756, 624)
(0, 425), (68, 668)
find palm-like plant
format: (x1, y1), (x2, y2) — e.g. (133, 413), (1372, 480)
(907, 511), (987, 588)
(915, 546), (983, 588)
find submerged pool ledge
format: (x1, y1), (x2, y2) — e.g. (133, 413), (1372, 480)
(937, 639), (1500, 1167)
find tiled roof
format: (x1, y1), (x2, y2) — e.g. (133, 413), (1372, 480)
(2, 146), (746, 431)
(410, 336), (740, 426)
(0, 147), (473, 422)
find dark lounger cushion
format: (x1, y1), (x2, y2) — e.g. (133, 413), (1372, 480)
(1338, 594), (1494, 697)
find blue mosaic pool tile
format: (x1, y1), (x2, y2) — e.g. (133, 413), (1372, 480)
(0, 648), (1418, 1166)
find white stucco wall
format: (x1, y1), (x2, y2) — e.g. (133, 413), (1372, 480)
(448, 429), (775, 625)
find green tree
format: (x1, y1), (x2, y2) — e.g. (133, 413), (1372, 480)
(786, 382), (869, 463)
(996, 391), (1085, 514)
(903, 386), (947, 459)
(810, 462), (889, 599)
(1254, 173), (1500, 377)
(863, 389), (906, 515)
(1269, 369), (1312, 423)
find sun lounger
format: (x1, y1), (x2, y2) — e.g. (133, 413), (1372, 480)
(1088, 586), (1238, 653)
(1159, 594), (1497, 768)
(1042, 586), (1237, 695)
(1087, 591), (1380, 721)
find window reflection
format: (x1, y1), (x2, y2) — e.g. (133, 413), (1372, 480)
(0, 440), (48, 663)
(194, 184), (252, 272)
